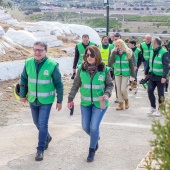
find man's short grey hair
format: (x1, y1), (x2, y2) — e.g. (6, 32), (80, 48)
(34, 41), (47, 51)
(145, 34), (152, 38)
(152, 37), (162, 46)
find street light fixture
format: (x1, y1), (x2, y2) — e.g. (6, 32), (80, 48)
(103, 0), (109, 36)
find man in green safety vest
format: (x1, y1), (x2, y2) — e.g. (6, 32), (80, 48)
(99, 36), (113, 66)
(140, 34), (153, 71)
(20, 41), (63, 161)
(71, 34), (96, 79)
(145, 37), (170, 117)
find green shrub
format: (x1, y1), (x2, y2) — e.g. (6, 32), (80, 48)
(145, 99), (170, 169)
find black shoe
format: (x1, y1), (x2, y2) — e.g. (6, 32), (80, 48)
(87, 148), (95, 162)
(45, 136), (52, 150)
(95, 142), (99, 152)
(35, 151), (44, 161)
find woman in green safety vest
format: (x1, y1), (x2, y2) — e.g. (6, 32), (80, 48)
(108, 39), (135, 111)
(68, 46), (113, 162)
(99, 36), (114, 66)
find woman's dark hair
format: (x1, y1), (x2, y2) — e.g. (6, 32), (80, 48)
(83, 46), (102, 66)
(129, 40), (136, 46)
(102, 36), (108, 41)
(162, 44), (168, 51)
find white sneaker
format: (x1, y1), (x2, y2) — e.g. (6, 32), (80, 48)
(155, 110), (162, 117)
(147, 107), (156, 116)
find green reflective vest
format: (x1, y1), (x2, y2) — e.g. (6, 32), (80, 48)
(26, 57), (57, 104)
(149, 48), (167, 76)
(77, 42), (95, 66)
(114, 53), (131, 77)
(109, 44), (114, 51)
(99, 44), (112, 65)
(141, 42), (153, 61)
(134, 47), (141, 63)
(78, 65), (110, 109)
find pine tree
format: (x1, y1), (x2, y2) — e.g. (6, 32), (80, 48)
(145, 98), (170, 169)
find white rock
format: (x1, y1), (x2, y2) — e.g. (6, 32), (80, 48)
(32, 31), (51, 37)
(0, 14), (11, 21)
(24, 21), (101, 45)
(5, 19), (19, 25)
(0, 10), (5, 14)
(47, 40), (63, 47)
(24, 26), (38, 32)
(3, 36), (14, 44)
(5, 28), (38, 47)
(0, 26), (5, 37)
(0, 39), (15, 55)
(50, 57), (74, 76)
(66, 24), (101, 45)
(38, 35), (57, 43)
(0, 60), (25, 81)
(0, 57), (74, 80)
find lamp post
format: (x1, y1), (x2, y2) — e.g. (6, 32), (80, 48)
(104, 0), (109, 36)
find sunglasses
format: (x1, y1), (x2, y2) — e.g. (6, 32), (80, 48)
(86, 53), (95, 58)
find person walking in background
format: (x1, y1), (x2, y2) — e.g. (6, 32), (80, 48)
(68, 46), (113, 162)
(72, 34), (96, 79)
(167, 40), (170, 53)
(129, 40), (143, 83)
(99, 36), (113, 65)
(124, 38), (130, 47)
(145, 37), (170, 116)
(108, 39), (135, 111)
(108, 33), (115, 45)
(162, 44), (170, 92)
(20, 41), (63, 161)
(140, 34), (153, 71)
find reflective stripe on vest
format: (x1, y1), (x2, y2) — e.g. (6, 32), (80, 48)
(81, 84), (105, 89)
(28, 78), (53, 84)
(115, 60), (129, 64)
(115, 68), (130, 71)
(149, 48), (167, 76)
(28, 91), (55, 97)
(81, 95), (100, 101)
(154, 60), (162, 64)
(153, 68), (163, 72)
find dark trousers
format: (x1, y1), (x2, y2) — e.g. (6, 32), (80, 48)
(147, 79), (165, 109)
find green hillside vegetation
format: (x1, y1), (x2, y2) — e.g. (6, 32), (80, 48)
(124, 15), (170, 22)
(30, 12), (121, 29)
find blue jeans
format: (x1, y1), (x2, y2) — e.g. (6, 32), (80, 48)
(135, 69), (138, 82)
(81, 105), (107, 149)
(143, 61), (148, 71)
(30, 103), (52, 152)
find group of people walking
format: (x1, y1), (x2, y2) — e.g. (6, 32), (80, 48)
(18, 32), (170, 162)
